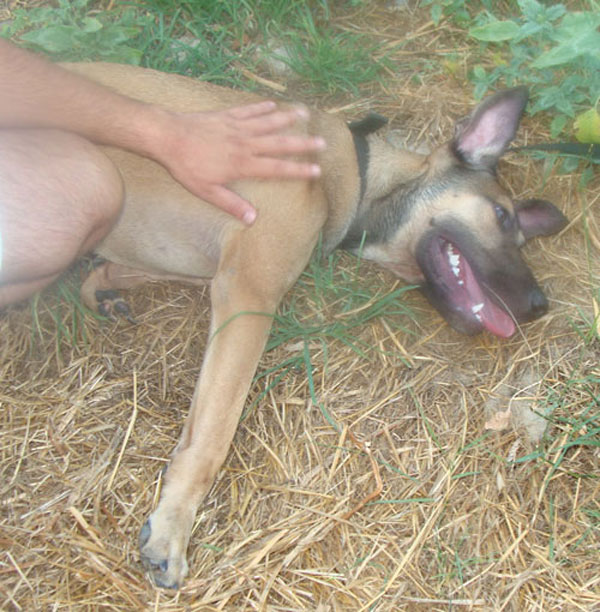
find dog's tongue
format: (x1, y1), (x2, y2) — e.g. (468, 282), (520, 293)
(478, 299), (516, 338)
(461, 258), (516, 338)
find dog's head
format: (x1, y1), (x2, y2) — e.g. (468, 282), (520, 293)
(344, 87), (568, 338)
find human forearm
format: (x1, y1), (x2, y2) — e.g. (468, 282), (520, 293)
(0, 38), (161, 154)
(1, 39), (326, 223)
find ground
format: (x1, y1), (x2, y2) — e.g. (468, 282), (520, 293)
(1, 1), (599, 610)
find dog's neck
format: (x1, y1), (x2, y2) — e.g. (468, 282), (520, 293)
(363, 135), (427, 202)
(339, 134), (427, 252)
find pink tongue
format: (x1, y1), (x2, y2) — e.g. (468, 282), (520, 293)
(479, 301), (516, 338)
(463, 262), (516, 338)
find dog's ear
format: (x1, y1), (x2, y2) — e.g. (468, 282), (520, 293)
(452, 87), (529, 170)
(515, 199), (568, 239)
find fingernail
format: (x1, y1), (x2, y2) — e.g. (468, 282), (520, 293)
(242, 209), (257, 225)
(311, 164), (321, 177)
(294, 106), (309, 120)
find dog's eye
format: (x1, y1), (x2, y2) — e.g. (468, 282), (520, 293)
(494, 205), (512, 230)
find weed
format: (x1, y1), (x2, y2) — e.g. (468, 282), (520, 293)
(1, 0), (152, 64)
(3, 0), (387, 95)
(424, 0), (600, 140)
(28, 267), (94, 353)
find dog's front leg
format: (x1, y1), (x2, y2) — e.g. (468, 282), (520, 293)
(138, 205), (322, 588)
(139, 300), (273, 588)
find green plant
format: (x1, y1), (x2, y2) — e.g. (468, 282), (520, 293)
(423, 1), (600, 140)
(2, 0), (386, 96)
(467, 1), (600, 137)
(422, 0), (477, 27)
(265, 6), (387, 96)
(1, 0), (153, 63)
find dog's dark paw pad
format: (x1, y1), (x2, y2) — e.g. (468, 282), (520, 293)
(139, 519), (152, 548)
(97, 301), (116, 320)
(153, 571), (179, 590)
(154, 559), (169, 573)
(113, 299), (137, 324)
(94, 289), (136, 323)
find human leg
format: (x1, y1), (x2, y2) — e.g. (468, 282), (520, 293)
(0, 129), (124, 307)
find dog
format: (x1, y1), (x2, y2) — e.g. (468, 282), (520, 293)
(65, 62), (567, 588)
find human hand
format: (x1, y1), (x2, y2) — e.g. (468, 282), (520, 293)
(154, 101), (326, 225)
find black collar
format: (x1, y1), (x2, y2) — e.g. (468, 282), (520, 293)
(352, 129), (370, 203)
(348, 113), (388, 204)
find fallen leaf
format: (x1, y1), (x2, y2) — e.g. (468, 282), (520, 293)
(484, 407), (512, 431)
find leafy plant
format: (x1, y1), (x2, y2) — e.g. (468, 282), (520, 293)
(422, 0), (480, 27)
(1, 0), (153, 64)
(424, 0), (600, 140)
(467, 0), (600, 137)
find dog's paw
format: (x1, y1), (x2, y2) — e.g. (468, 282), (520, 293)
(94, 289), (137, 324)
(139, 512), (191, 589)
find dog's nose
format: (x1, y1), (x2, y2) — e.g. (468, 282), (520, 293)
(529, 288), (548, 319)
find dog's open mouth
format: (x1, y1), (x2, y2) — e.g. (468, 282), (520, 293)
(424, 237), (516, 338)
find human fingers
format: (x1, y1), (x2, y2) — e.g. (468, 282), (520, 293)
(236, 156), (322, 180)
(233, 106), (311, 136)
(199, 184), (257, 225)
(250, 133), (326, 156)
(226, 100), (279, 120)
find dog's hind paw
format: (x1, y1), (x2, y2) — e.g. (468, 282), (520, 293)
(94, 289), (137, 324)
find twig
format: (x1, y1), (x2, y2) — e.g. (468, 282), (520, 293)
(341, 428), (383, 520)
(107, 370), (138, 490)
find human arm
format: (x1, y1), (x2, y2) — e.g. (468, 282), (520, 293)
(0, 39), (325, 224)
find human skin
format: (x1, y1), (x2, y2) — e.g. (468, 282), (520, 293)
(0, 38), (325, 223)
(0, 39), (325, 305)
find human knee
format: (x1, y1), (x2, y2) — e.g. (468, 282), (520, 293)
(0, 129), (125, 279)
(73, 139), (124, 239)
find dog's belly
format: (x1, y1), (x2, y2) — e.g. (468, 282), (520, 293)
(98, 148), (227, 279)
(97, 204), (222, 279)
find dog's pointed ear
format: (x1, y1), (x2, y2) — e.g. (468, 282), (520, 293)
(515, 199), (568, 239)
(452, 87), (529, 170)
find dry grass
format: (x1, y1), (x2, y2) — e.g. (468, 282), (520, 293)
(1, 3), (599, 610)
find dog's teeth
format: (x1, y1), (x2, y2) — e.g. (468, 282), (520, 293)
(452, 266), (460, 277)
(471, 303), (484, 314)
(446, 244), (460, 269)
(475, 314), (482, 322)
(458, 280), (464, 286)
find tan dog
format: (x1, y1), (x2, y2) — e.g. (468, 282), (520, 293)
(66, 62), (567, 588)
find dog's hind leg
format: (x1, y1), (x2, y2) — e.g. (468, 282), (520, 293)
(138, 184), (325, 588)
(81, 261), (209, 321)
(81, 262), (151, 321)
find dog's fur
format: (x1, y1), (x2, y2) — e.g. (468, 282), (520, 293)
(65, 62), (567, 588)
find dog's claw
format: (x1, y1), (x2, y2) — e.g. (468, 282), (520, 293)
(140, 519), (176, 588)
(97, 301), (117, 321)
(113, 299), (137, 324)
